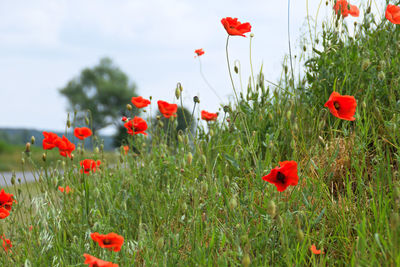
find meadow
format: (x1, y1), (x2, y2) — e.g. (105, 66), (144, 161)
(1, 1), (400, 266)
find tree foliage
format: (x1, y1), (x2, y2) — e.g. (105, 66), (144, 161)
(59, 58), (137, 132)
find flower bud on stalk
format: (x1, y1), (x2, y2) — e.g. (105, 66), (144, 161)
(187, 152), (193, 165)
(30, 136), (35, 145)
(126, 104), (132, 111)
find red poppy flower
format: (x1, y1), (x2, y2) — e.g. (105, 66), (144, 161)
(195, 49), (205, 56)
(58, 186), (71, 194)
(324, 91), (357, 121)
(80, 159), (101, 174)
(262, 161), (299, 192)
(131, 96), (151, 109)
(83, 254), (119, 267)
(74, 127), (92, 140)
(1, 235), (11, 253)
(90, 232), (124, 252)
(123, 145), (129, 154)
(42, 131), (60, 150)
(386, 5), (400, 24)
(221, 17), (252, 37)
(158, 100), (178, 118)
(201, 110), (218, 121)
(121, 116), (128, 122)
(310, 244), (324, 255)
(333, 0), (359, 17)
(0, 189), (16, 211)
(124, 116), (148, 136)
(0, 208), (10, 219)
(54, 135), (75, 158)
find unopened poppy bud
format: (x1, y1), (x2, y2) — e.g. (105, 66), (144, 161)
(156, 115), (161, 120)
(193, 96), (200, 103)
(184, 135), (189, 145)
(126, 104), (132, 111)
(242, 254), (251, 267)
(297, 229), (304, 242)
(394, 186), (400, 200)
(366, 6), (371, 13)
(229, 197), (238, 210)
(84, 116), (89, 126)
(266, 200), (276, 217)
(361, 59), (371, 71)
(156, 237), (164, 250)
(25, 142), (31, 153)
(70, 154), (74, 160)
(390, 213), (400, 230)
(286, 111), (291, 120)
(21, 158), (25, 165)
(201, 181), (208, 194)
(11, 176), (15, 185)
(234, 65), (239, 74)
(100, 144), (104, 152)
(149, 96), (152, 101)
(175, 87), (181, 100)
(187, 152), (193, 165)
(30, 136), (35, 145)
(209, 129), (214, 137)
(42, 153), (46, 162)
(18, 178), (21, 184)
(318, 136), (325, 146)
(159, 121), (164, 128)
(250, 33), (254, 38)
(201, 155), (207, 165)
(378, 71), (385, 81)
(178, 135), (183, 143)
(268, 113), (273, 120)
(303, 45), (306, 52)
(95, 147), (100, 154)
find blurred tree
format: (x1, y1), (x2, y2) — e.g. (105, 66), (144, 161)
(59, 57), (137, 133)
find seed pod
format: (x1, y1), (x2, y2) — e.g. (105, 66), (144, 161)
(234, 65), (239, 74)
(250, 33), (254, 38)
(126, 104), (132, 111)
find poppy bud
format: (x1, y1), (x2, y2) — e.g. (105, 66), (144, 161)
(187, 152), (193, 165)
(156, 115), (161, 120)
(21, 158), (25, 165)
(266, 200), (276, 217)
(42, 153), (46, 162)
(250, 33), (254, 38)
(70, 154), (74, 160)
(242, 254), (251, 267)
(366, 6), (371, 14)
(378, 71), (385, 81)
(126, 104), (132, 111)
(234, 65), (239, 74)
(223, 106), (230, 113)
(303, 45), (306, 52)
(286, 111), (291, 120)
(178, 135), (183, 143)
(11, 176), (15, 185)
(201, 155), (207, 166)
(394, 186), (400, 200)
(390, 213), (400, 230)
(175, 87), (181, 100)
(209, 129), (214, 137)
(30, 136), (36, 145)
(229, 197), (238, 210)
(297, 229), (304, 242)
(156, 237), (164, 250)
(184, 135), (189, 145)
(201, 181), (208, 194)
(149, 96), (152, 101)
(361, 59), (371, 71)
(95, 147), (100, 154)
(193, 96), (200, 103)
(25, 142), (31, 153)
(122, 116), (127, 122)
(100, 144), (104, 152)
(159, 121), (164, 128)
(85, 116), (89, 126)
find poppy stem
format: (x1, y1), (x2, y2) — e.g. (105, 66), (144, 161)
(225, 35), (240, 104)
(249, 35), (256, 92)
(198, 58), (223, 102)
(287, 0), (295, 89)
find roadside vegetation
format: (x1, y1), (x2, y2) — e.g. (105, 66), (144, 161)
(0, 1), (399, 266)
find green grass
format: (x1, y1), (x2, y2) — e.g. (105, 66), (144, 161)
(1, 2), (400, 266)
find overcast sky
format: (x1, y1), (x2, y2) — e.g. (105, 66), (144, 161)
(0, 0), (378, 135)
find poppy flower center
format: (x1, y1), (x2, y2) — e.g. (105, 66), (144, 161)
(276, 171), (286, 183)
(334, 101), (340, 110)
(103, 239), (111, 245)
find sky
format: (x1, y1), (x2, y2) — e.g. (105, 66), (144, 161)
(0, 0), (379, 135)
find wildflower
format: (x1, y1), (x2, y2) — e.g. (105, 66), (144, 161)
(131, 96), (151, 109)
(58, 186), (71, 194)
(1, 235), (11, 253)
(42, 131), (60, 150)
(83, 254), (119, 267)
(333, 0), (359, 17)
(262, 161), (299, 192)
(80, 159), (101, 174)
(386, 4), (400, 24)
(74, 127), (92, 140)
(158, 100), (178, 118)
(221, 17), (252, 37)
(121, 116), (128, 122)
(90, 232), (124, 252)
(195, 49), (205, 56)
(310, 244), (324, 255)
(324, 91), (357, 121)
(0, 208), (10, 219)
(124, 117), (148, 136)
(55, 135), (76, 158)
(201, 110), (218, 121)
(123, 145), (129, 154)
(0, 189), (16, 211)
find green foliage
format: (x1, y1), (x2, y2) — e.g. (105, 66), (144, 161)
(59, 57), (137, 132)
